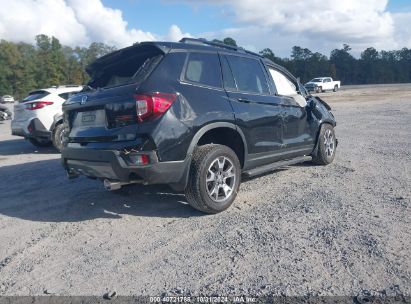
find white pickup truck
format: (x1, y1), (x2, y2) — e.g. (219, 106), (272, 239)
(305, 77), (341, 93)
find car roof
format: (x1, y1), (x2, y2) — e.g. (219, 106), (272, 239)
(91, 38), (265, 69)
(89, 38), (298, 82)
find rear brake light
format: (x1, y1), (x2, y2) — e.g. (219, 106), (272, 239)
(26, 101), (53, 110)
(134, 92), (176, 122)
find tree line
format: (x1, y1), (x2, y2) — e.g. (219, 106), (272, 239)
(1, 35), (410, 99)
(214, 38), (411, 87)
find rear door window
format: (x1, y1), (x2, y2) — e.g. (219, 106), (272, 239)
(183, 53), (222, 88)
(225, 55), (270, 94)
(21, 91), (50, 103)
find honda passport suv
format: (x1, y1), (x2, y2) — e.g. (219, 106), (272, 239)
(61, 38), (337, 213)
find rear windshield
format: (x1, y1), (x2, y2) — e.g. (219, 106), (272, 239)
(21, 91), (50, 103)
(88, 48), (163, 89)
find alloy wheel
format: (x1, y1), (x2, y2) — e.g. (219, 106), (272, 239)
(324, 129), (335, 157)
(206, 156), (236, 202)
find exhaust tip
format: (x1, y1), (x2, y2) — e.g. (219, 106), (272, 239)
(103, 179), (122, 191)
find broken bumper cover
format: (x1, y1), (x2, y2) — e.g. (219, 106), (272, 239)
(61, 147), (190, 186)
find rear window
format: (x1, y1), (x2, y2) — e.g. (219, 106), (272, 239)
(183, 53), (222, 88)
(88, 49), (163, 89)
(225, 55), (269, 94)
(21, 91), (50, 103)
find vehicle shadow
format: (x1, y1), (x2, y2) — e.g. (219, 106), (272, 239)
(0, 159), (203, 222)
(0, 139), (58, 156)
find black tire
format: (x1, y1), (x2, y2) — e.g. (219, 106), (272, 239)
(316, 86), (323, 93)
(28, 137), (52, 147)
(185, 144), (241, 214)
(52, 123), (65, 153)
(333, 85), (338, 92)
(312, 124), (336, 165)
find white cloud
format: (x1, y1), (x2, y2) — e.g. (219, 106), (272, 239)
(392, 12), (411, 49)
(0, 0), (88, 46)
(165, 24), (192, 42)
(190, 0), (410, 56)
(67, 0), (156, 47)
(0, 0), (156, 47)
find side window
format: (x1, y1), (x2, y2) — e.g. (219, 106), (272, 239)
(225, 55), (270, 94)
(221, 56), (237, 90)
(184, 53), (222, 88)
(268, 68), (297, 96)
(59, 93), (69, 100)
(59, 91), (79, 100)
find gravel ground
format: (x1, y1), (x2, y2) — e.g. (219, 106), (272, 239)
(0, 84), (410, 298)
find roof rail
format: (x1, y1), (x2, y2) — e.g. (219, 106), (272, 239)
(56, 84), (82, 88)
(179, 37), (262, 58)
(179, 37), (245, 52)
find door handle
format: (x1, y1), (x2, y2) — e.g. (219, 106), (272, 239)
(237, 98), (253, 103)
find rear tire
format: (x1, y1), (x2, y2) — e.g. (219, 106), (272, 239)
(52, 123), (65, 153)
(185, 144), (241, 214)
(28, 138), (52, 148)
(312, 124), (336, 165)
(333, 85), (338, 92)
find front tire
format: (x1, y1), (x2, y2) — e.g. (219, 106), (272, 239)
(312, 124), (336, 165)
(52, 123), (65, 153)
(316, 86), (323, 93)
(185, 144), (241, 214)
(28, 137), (52, 148)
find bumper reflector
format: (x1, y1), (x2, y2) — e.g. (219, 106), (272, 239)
(125, 153), (150, 166)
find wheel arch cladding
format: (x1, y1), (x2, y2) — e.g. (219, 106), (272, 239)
(188, 123), (247, 168)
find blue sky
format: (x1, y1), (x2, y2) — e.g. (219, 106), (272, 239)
(101, 0), (411, 38)
(101, 0), (231, 36)
(387, 0), (411, 12)
(1, 0), (410, 57)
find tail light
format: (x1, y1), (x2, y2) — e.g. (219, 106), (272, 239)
(134, 92), (177, 122)
(26, 101), (54, 110)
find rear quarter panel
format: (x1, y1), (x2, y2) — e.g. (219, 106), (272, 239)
(140, 51), (235, 162)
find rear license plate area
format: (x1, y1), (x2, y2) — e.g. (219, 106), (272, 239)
(81, 112), (96, 123)
(73, 109), (106, 128)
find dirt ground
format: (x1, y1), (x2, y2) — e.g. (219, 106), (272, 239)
(0, 84), (410, 298)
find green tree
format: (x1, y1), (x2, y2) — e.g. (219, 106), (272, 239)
(223, 37), (237, 47)
(330, 44), (357, 84)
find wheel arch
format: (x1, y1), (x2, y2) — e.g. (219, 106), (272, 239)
(187, 122), (248, 167)
(50, 114), (64, 132)
(172, 122), (247, 192)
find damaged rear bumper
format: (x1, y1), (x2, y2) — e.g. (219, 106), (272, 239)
(61, 147), (190, 189)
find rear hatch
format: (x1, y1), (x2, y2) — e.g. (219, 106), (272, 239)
(13, 90), (51, 122)
(63, 43), (165, 144)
